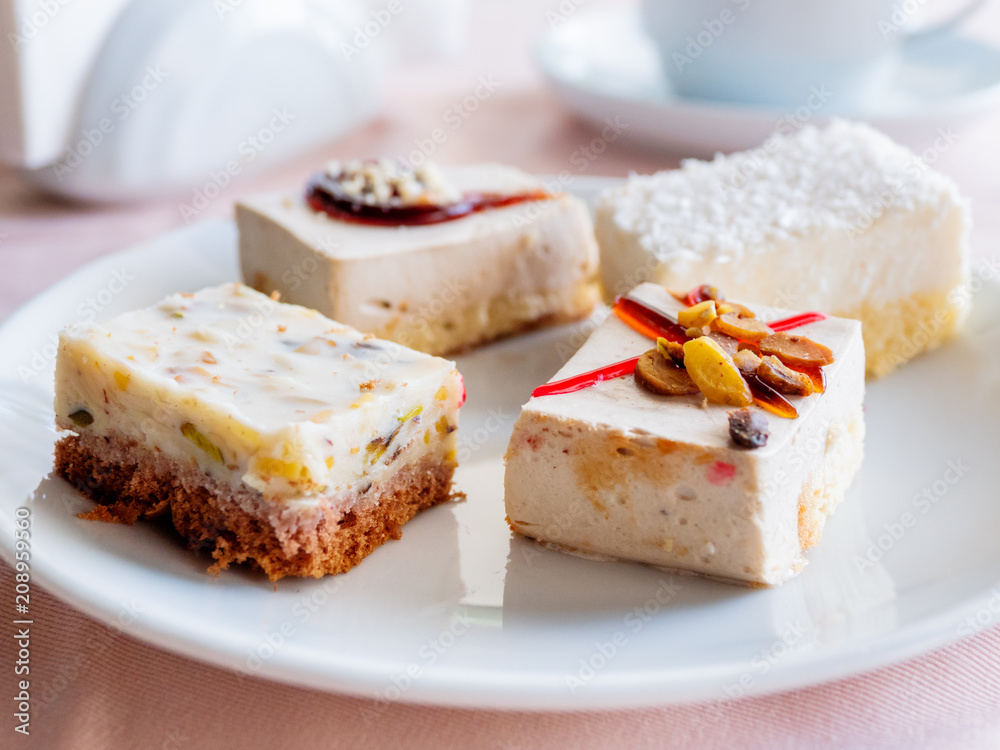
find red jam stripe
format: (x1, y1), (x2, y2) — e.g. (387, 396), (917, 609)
(769, 312), (827, 331)
(531, 356), (640, 398)
(682, 287), (713, 307)
(612, 296), (690, 344)
(307, 179), (554, 226)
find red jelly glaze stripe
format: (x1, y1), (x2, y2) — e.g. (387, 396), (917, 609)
(769, 311), (827, 331)
(307, 181), (554, 227)
(612, 296), (690, 344)
(531, 356), (640, 398)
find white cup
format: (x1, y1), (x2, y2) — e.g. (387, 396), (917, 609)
(640, 0), (986, 108)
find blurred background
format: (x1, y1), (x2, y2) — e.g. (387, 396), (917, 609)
(1, 0), (999, 318)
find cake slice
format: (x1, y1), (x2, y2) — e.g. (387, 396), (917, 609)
(238, 159), (600, 356)
(594, 120), (971, 378)
(504, 283), (865, 587)
(54, 283), (464, 580)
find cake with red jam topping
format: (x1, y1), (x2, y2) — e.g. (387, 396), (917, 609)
(238, 159), (600, 356)
(504, 282), (865, 587)
(54, 283), (464, 580)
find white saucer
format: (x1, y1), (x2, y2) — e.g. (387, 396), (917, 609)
(537, 7), (1000, 155)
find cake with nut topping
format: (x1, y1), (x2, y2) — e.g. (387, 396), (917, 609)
(238, 160), (600, 356)
(504, 283), (865, 587)
(54, 283), (464, 580)
(594, 120), (971, 378)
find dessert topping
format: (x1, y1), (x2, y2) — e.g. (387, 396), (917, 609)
(677, 300), (718, 329)
(682, 337), (753, 407)
(713, 312), (774, 342)
(634, 349), (700, 396)
(306, 159), (554, 226)
(756, 355), (815, 397)
(759, 332), (834, 368)
(325, 159), (460, 208)
(728, 408), (770, 448)
(530, 285), (831, 423)
(657, 337), (686, 366)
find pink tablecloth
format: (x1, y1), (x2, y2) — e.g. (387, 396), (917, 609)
(4, 1), (1000, 747)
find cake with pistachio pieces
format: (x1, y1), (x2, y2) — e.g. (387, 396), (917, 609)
(53, 282), (464, 580)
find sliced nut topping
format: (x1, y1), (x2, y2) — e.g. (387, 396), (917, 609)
(677, 300), (717, 329)
(713, 312), (774, 342)
(759, 332), (834, 367)
(729, 408), (769, 448)
(656, 337), (686, 366)
(717, 301), (755, 319)
(324, 158), (460, 208)
(757, 355), (814, 397)
(635, 349), (700, 396)
(732, 348), (762, 375)
(696, 284), (724, 302)
(706, 331), (739, 357)
(682, 337), (752, 407)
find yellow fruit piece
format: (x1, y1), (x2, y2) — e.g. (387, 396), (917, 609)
(435, 386), (448, 401)
(255, 456), (310, 481)
(113, 370), (130, 391)
(682, 337), (752, 406)
(677, 300), (717, 329)
(325, 456), (334, 470)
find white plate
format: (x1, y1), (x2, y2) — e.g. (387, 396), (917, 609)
(2, 179), (1000, 710)
(537, 7), (1000, 155)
